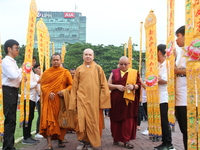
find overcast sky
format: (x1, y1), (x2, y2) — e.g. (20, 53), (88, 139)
(0, 0), (185, 51)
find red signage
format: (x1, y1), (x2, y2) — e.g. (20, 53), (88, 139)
(64, 12), (75, 18)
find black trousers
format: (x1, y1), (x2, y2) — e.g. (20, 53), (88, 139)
(160, 103), (172, 145)
(23, 100), (36, 139)
(175, 106), (187, 150)
(3, 86), (18, 150)
(36, 100), (41, 134)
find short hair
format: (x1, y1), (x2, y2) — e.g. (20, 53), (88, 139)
(70, 68), (76, 70)
(157, 44), (166, 56)
(4, 39), (19, 54)
(175, 26), (185, 36)
(33, 56), (36, 60)
(33, 63), (40, 69)
(51, 53), (62, 61)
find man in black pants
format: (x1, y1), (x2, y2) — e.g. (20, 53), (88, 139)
(154, 44), (175, 150)
(2, 39), (22, 150)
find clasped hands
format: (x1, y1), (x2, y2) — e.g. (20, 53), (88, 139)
(117, 84), (134, 92)
(49, 91), (63, 100)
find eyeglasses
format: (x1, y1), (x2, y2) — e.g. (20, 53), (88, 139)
(12, 47), (20, 51)
(119, 63), (129, 66)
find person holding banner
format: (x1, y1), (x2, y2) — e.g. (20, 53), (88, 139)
(70, 48), (110, 150)
(2, 39), (22, 150)
(174, 26), (188, 150)
(22, 56), (40, 144)
(108, 56), (141, 149)
(154, 44), (175, 150)
(40, 53), (73, 150)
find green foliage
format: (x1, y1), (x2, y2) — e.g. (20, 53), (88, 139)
(1, 42), (140, 79)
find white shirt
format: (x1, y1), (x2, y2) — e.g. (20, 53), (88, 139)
(175, 50), (187, 106)
(158, 60), (168, 103)
(35, 74), (40, 102)
(141, 87), (147, 103)
(2, 56), (22, 88)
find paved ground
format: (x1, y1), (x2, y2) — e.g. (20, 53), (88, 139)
(16, 117), (184, 150)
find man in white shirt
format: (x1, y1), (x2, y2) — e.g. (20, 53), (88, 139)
(175, 26), (187, 150)
(22, 56), (39, 144)
(154, 44), (175, 150)
(2, 39), (22, 150)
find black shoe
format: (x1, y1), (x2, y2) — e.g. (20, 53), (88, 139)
(154, 143), (166, 150)
(22, 137), (37, 144)
(166, 144), (175, 150)
(30, 137), (40, 143)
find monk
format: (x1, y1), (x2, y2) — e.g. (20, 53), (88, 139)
(69, 48), (111, 150)
(108, 56), (141, 149)
(40, 53), (73, 150)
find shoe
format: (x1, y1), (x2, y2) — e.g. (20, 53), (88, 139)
(76, 142), (85, 150)
(30, 137), (40, 143)
(166, 144), (176, 150)
(35, 133), (44, 138)
(154, 143), (175, 150)
(124, 142), (134, 149)
(152, 137), (161, 142)
(87, 144), (94, 150)
(22, 138), (37, 144)
(141, 129), (148, 135)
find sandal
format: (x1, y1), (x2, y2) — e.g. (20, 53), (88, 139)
(58, 139), (66, 148)
(124, 142), (134, 149)
(113, 141), (119, 145)
(44, 146), (53, 150)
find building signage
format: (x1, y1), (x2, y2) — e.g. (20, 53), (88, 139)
(37, 12), (52, 18)
(64, 12), (75, 18)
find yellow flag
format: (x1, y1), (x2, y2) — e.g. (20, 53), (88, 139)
(139, 22), (143, 74)
(20, 0), (37, 127)
(61, 43), (66, 63)
(124, 43), (127, 56)
(166, 0), (175, 126)
(0, 36), (4, 141)
(128, 37), (132, 68)
(184, 1), (200, 149)
(45, 28), (50, 70)
(144, 10), (161, 137)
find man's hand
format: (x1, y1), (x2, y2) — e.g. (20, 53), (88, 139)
(57, 91), (63, 97)
(117, 85), (125, 92)
(49, 92), (56, 100)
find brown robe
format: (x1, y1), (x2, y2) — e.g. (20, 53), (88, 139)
(40, 67), (72, 140)
(110, 68), (141, 142)
(69, 61), (111, 147)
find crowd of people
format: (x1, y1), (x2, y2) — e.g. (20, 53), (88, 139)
(1, 25), (188, 150)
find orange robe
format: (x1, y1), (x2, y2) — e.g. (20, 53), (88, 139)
(69, 61), (111, 147)
(40, 66), (72, 140)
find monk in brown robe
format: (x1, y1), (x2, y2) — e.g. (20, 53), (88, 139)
(108, 56), (141, 149)
(69, 48), (111, 150)
(40, 53), (73, 150)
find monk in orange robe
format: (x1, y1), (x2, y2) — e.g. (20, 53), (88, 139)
(69, 48), (111, 150)
(40, 53), (73, 150)
(108, 56), (141, 149)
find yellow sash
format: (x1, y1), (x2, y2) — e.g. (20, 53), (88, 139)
(123, 69), (137, 105)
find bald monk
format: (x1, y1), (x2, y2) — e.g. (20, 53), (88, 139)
(70, 48), (111, 150)
(40, 53), (73, 150)
(108, 56), (141, 149)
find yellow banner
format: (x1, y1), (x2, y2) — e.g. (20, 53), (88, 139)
(61, 43), (66, 63)
(139, 22), (143, 74)
(166, 0), (175, 126)
(0, 37), (3, 141)
(144, 10), (161, 137)
(124, 43), (127, 56)
(45, 29), (50, 70)
(37, 18), (47, 75)
(128, 37), (132, 68)
(20, 0), (37, 127)
(184, 1), (200, 149)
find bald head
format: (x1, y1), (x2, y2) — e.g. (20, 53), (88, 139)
(83, 48), (94, 65)
(118, 56), (130, 71)
(119, 56), (129, 62)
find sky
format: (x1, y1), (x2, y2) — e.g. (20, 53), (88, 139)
(0, 0), (185, 51)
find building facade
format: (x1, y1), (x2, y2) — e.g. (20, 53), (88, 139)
(36, 11), (86, 53)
